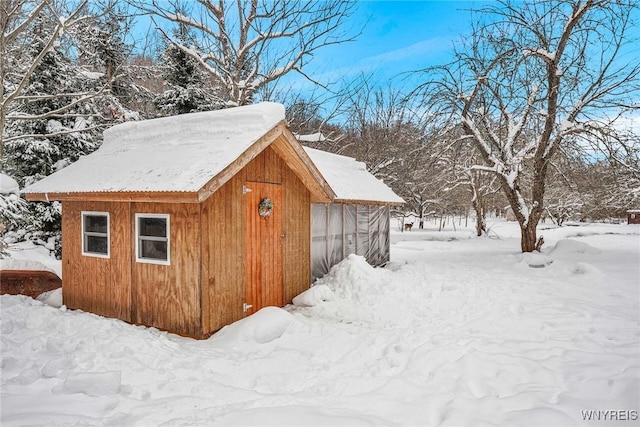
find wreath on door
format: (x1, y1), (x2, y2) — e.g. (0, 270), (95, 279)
(258, 198), (274, 218)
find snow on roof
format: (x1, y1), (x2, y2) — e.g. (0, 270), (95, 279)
(295, 132), (327, 142)
(24, 102), (402, 205)
(24, 102), (286, 194)
(304, 147), (404, 205)
(1, 173), (20, 194)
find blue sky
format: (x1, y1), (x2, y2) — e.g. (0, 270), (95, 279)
(284, 1), (491, 94)
(137, 0), (638, 126)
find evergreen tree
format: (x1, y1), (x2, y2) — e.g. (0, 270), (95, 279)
(0, 173), (28, 239)
(74, 3), (143, 117)
(3, 17), (104, 255)
(5, 17), (102, 181)
(1, 1), (145, 256)
(155, 23), (222, 115)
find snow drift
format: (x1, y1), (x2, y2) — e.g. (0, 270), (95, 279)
(1, 222), (638, 426)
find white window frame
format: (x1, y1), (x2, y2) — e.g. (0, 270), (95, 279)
(81, 211), (110, 258)
(135, 213), (170, 265)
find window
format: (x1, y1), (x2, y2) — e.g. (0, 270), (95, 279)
(82, 212), (110, 258)
(135, 214), (170, 265)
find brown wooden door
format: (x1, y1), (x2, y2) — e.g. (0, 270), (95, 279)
(245, 182), (283, 316)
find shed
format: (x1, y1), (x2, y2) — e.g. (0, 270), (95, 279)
(303, 148), (403, 279)
(627, 210), (640, 225)
(24, 103), (403, 338)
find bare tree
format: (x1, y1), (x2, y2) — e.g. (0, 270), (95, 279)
(339, 85), (428, 183)
(422, 124), (505, 236)
(336, 83), (453, 228)
(415, 0), (640, 252)
(448, 141), (501, 236)
(134, 0), (358, 106)
(577, 159), (640, 220)
(280, 90), (351, 153)
(539, 151), (583, 225)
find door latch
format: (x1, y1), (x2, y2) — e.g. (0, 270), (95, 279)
(243, 303), (253, 313)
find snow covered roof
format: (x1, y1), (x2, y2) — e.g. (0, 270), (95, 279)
(24, 102), (402, 206)
(25, 103), (287, 199)
(304, 147), (404, 205)
(295, 132), (327, 143)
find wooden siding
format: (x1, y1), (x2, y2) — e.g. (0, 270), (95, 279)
(282, 168), (311, 303)
(245, 182), (284, 315)
(271, 131), (334, 203)
(201, 176), (245, 334)
(201, 146), (311, 334)
(130, 202), (202, 337)
(61, 201), (131, 321)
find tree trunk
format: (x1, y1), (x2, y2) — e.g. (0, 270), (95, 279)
(470, 177), (486, 237)
(520, 220), (538, 252)
(519, 194), (544, 252)
(472, 197), (485, 237)
(499, 172), (545, 252)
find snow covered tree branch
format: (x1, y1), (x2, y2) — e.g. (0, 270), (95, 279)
(134, 0), (358, 106)
(0, 0), (106, 170)
(414, 0), (640, 252)
(1, 0), (142, 254)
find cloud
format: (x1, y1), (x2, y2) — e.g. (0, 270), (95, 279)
(302, 37), (451, 87)
(364, 37), (450, 64)
(269, 37), (453, 96)
(617, 112), (640, 135)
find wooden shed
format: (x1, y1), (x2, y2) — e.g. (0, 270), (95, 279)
(627, 210), (640, 224)
(24, 103), (402, 338)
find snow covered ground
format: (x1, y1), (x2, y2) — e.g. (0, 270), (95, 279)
(1, 220), (639, 426)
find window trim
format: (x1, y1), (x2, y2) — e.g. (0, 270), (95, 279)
(81, 211), (110, 258)
(135, 213), (170, 265)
